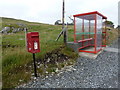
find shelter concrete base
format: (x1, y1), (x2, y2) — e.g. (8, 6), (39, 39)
(79, 47), (105, 59)
(67, 42), (105, 59)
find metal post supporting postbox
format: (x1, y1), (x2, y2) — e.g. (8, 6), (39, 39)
(26, 32), (40, 77)
(33, 53), (37, 77)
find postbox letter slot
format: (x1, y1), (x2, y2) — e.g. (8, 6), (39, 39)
(31, 35), (39, 37)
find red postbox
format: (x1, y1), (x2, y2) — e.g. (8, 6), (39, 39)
(26, 32), (40, 53)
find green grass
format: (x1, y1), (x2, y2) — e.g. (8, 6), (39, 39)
(2, 17), (78, 88)
(106, 29), (118, 45)
(1, 17), (118, 88)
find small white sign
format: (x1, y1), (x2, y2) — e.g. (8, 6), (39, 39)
(34, 42), (38, 49)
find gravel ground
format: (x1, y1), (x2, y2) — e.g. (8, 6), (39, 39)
(18, 39), (119, 88)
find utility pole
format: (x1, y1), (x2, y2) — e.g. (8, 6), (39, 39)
(62, 0), (65, 29)
(62, 0), (67, 45)
(55, 0), (67, 42)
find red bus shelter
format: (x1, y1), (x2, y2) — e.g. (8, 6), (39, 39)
(73, 11), (107, 54)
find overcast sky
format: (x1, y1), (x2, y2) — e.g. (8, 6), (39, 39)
(0, 0), (119, 27)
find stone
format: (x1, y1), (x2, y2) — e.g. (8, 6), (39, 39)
(1, 27), (10, 33)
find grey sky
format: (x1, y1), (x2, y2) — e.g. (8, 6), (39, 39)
(0, 0), (119, 27)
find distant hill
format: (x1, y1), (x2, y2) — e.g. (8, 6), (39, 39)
(1, 17), (56, 33)
(1, 17), (46, 26)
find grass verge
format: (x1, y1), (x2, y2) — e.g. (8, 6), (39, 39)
(2, 17), (118, 88)
(2, 18), (78, 88)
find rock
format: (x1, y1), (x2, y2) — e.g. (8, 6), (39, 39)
(1, 27), (10, 33)
(45, 71), (48, 74)
(37, 66), (40, 68)
(31, 73), (34, 76)
(45, 76), (48, 78)
(16, 23), (26, 27)
(12, 28), (18, 33)
(55, 68), (59, 72)
(4, 27), (10, 31)
(47, 58), (50, 62)
(34, 77), (37, 80)
(19, 79), (23, 82)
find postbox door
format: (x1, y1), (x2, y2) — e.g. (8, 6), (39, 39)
(27, 32), (40, 53)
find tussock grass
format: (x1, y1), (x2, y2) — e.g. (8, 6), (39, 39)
(2, 17), (77, 88)
(2, 17), (118, 88)
(106, 29), (118, 45)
